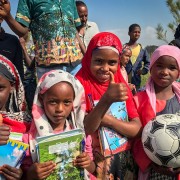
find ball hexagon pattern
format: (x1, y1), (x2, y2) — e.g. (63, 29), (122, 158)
(142, 113), (180, 168)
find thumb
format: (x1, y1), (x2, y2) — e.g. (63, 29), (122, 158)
(0, 114), (3, 125)
(109, 71), (115, 84)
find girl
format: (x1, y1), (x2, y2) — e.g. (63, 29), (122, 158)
(76, 32), (142, 179)
(120, 46), (136, 93)
(0, 55), (31, 179)
(25, 70), (96, 179)
(120, 46), (132, 82)
(132, 45), (180, 179)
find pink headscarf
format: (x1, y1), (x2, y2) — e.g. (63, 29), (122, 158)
(145, 45), (180, 114)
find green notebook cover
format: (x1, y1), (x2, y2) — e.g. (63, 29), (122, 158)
(36, 128), (84, 180)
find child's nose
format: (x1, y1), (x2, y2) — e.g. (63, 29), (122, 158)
(56, 103), (63, 112)
(101, 64), (109, 71)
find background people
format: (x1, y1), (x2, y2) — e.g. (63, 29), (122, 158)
(125, 23), (150, 91)
(76, 0), (100, 49)
(0, 0), (86, 79)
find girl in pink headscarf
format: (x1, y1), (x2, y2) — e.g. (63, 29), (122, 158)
(132, 45), (180, 180)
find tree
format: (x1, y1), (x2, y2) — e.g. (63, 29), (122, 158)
(156, 0), (180, 43)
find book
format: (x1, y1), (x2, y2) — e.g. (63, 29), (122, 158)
(36, 128), (85, 180)
(98, 101), (131, 157)
(0, 133), (29, 167)
(0, 137), (29, 180)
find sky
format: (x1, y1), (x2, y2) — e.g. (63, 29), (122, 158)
(3, 0), (175, 47)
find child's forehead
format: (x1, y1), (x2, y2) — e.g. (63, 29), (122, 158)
(155, 55), (178, 65)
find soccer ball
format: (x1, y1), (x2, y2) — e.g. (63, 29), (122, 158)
(142, 113), (180, 168)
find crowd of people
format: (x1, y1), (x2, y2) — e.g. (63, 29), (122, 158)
(0, 0), (180, 179)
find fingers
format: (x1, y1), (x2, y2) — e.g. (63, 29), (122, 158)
(109, 71), (115, 84)
(0, 114), (3, 125)
(28, 162), (56, 180)
(1, 165), (22, 180)
(38, 161), (56, 171)
(0, 125), (10, 145)
(74, 152), (91, 168)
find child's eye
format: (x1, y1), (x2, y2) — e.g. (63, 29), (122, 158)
(109, 60), (117, 66)
(169, 66), (178, 70)
(49, 100), (56, 105)
(64, 100), (73, 106)
(95, 59), (102, 64)
(0, 86), (5, 91)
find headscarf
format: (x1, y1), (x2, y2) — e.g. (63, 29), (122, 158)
(29, 70), (86, 161)
(0, 55), (31, 133)
(76, 32), (139, 119)
(145, 45), (180, 114)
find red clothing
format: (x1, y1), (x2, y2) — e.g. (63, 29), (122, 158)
(76, 32), (138, 119)
(76, 32), (139, 179)
(133, 91), (180, 173)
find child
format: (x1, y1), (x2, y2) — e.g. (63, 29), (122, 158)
(76, 32), (142, 179)
(120, 46), (132, 82)
(24, 70), (96, 179)
(0, 55), (31, 179)
(132, 45), (180, 179)
(125, 23), (150, 90)
(120, 46), (136, 93)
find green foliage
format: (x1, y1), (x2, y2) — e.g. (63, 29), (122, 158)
(156, 0), (180, 42)
(38, 132), (84, 180)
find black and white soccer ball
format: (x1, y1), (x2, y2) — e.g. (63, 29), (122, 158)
(142, 113), (180, 168)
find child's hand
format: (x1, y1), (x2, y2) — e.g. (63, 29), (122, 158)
(73, 152), (91, 169)
(104, 71), (128, 103)
(128, 83), (136, 91)
(27, 161), (56, 180)
(0, 165), (22, 180)
(0, 125), (10, 145)
(152, 162), (179, 176)
(136, 69), (142, 75)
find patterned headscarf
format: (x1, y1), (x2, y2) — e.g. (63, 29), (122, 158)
(76, 32), (139, 119)
(29, 70), (86, 161)
(0, 55), (31, 133)
(145, 45), (180, 114)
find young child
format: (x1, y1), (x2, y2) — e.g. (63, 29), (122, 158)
(24, 70), (96, 180)
(132, 45), (180, 179)
(120, 46), (132, 82)
(76, 32), (142, 179)
(120, 46), (136, 93)
(125, 23), (150, 90)
(0, 55), (31, 179)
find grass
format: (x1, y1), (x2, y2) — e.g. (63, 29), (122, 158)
(140, 73), (150, 88)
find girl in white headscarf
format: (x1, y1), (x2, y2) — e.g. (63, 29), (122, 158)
(23, 70), (96, 179)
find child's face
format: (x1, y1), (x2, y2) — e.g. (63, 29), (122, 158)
(0, 75), (12, 111)
(129, 27), (141, 42)
(90, 49), (119, 83)
(121, 49), (132, 67)
(41, 82), (74, 130)
(151, 55), (179, 88)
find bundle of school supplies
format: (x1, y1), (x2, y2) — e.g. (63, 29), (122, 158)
(0, 132), (29, 180)
(36, 128), (85, 180)
(98, 101), (131, 157)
